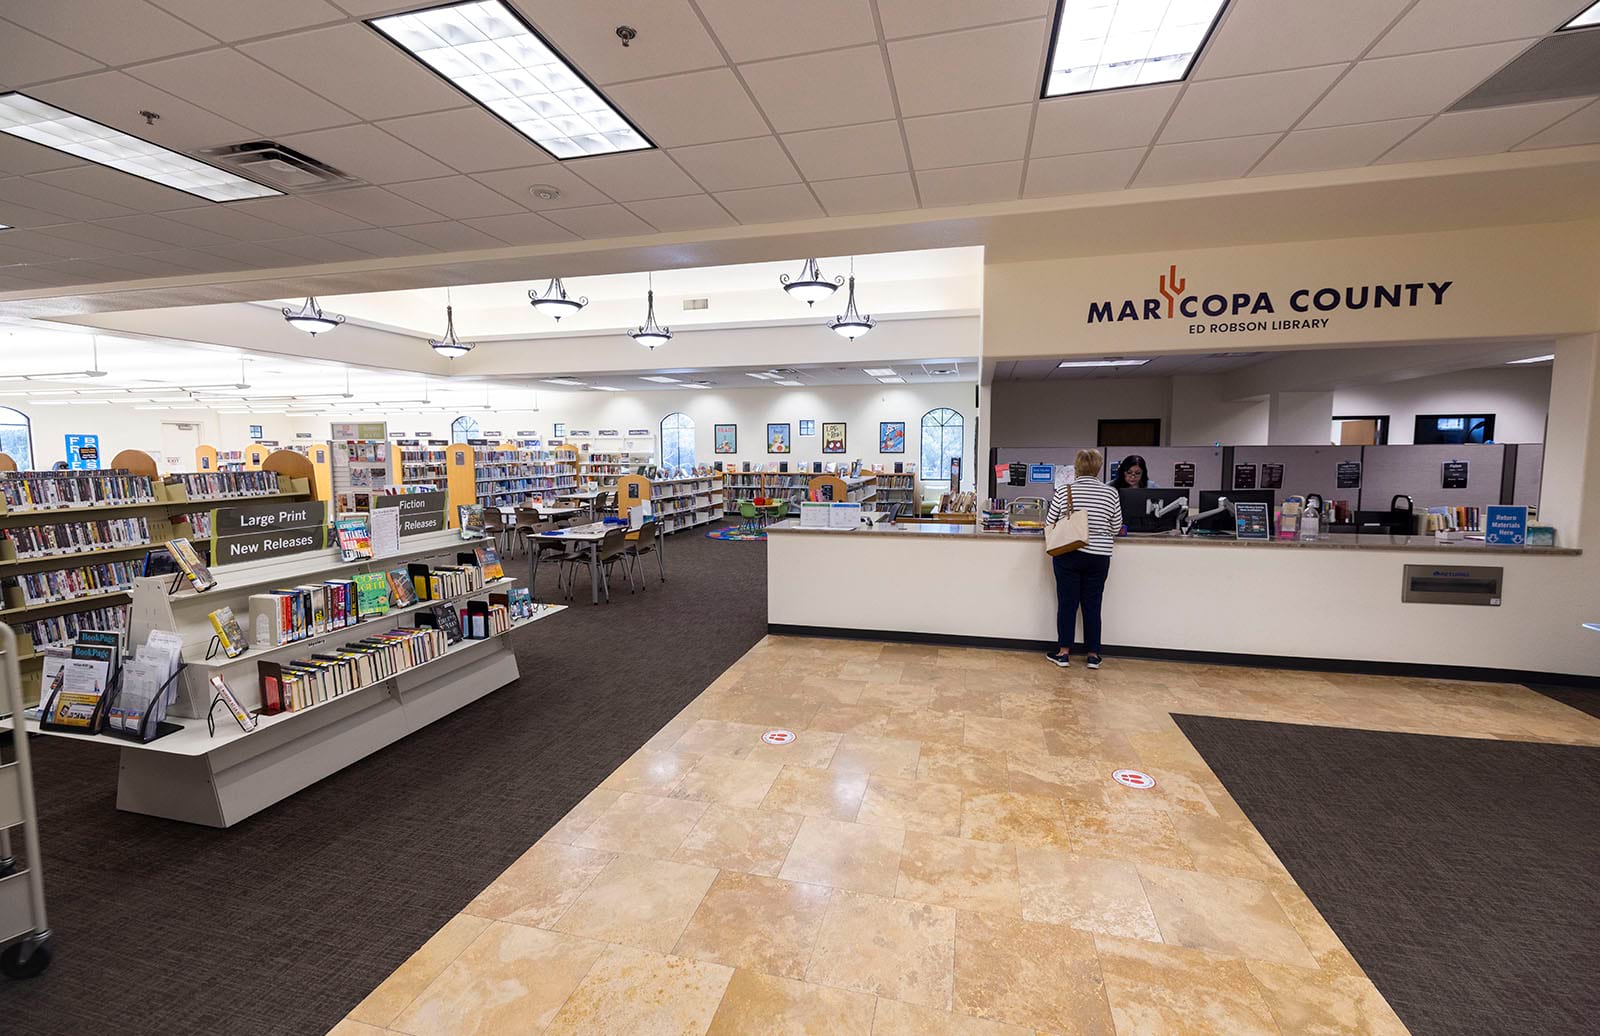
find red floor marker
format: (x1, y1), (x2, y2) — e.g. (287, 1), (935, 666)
(762, 729), (796, 745)
(1112, 769), (1156, 789)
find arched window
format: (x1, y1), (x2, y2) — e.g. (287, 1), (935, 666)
(661, 412), (695, 469)
(451, 415), (481, 443)
(920, 407), (963, 487)
(0, 406), (32, 469)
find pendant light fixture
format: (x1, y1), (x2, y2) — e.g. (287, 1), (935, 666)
(429, 289), (474, 359)
(628, 272), (672, 350)
(828, 258), (876, 340)
(779, 258), (842, 306)
(282, 296), (345, 335)
(528, 277), (587, 321)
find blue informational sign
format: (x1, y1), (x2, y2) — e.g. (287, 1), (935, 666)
(1028, 464), (1054, 484)
(64, 433), (101, 470)
(1484, 505), (1528, 546)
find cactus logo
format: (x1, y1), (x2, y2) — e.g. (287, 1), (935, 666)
(1158, 264), (1186, 319)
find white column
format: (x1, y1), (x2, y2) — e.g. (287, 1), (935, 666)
(1537, 333), (1600, 541)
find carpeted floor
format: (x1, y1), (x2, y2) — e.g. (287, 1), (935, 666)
(1, 522), (767, 1035)
(1174, 715), (1600, 1036)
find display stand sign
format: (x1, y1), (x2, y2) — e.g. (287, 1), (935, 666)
(1235, 501), (1271, 540)
(210, 500), (328, 563)
(372, 490), (447, 535)
(1028, 464), (1054, 484)
(1336, 460), (1362, 489)
(1009, 463), (1028, 487)
(1484, 505), (1528, 546)
(1172, 462), (1195, 488)
(828, 502), (863, 529)
(330, 421), (387, 441)
(1441, 461), (1469, 489)
(1233, 463), (1257, 489)
(799, 502), (830, 528)
(65, 433), (100, 470)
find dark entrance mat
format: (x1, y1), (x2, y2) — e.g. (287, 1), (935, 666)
(1173, 715), (1600, 1036)
(2, 524), (767, 1036)
(1526, 683), (1600, 721)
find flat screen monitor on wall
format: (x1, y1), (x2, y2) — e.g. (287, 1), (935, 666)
(1414, 414), (1495, 445)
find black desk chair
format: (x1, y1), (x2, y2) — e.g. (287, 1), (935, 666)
(624, 519), (663, 587)
(566, 525), (631, 602)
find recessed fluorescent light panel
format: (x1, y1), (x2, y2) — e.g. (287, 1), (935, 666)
(0, 93), (280, 202)
(369, 1), (652, 159)
(541, 378), (587, 386)
(1043, 0), (1229, 98)
(1563, 2), (1600, 29)
(639, 375), (680, 383)
(1506, 354), (1555, 364)
(1058, 358), (1150, 368)
(745, 372), (780, 380)
(592, 385), (623, 391)
(774, 380), (804, 387)
(863, 368), (896, 377)
(876, 376), (906, 384)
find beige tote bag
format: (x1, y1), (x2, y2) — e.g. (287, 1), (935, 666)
(1045, 484), (1089, 556)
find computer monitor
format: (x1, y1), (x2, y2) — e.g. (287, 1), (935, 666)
(1193, 490), (1278, 534)
(1118, 488), (1190, 533)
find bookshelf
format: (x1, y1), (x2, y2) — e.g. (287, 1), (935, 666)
(581, 447), (652, 488)
(445, 442), (579, 515)
(615, 473), (723, 535)
(398, 439), (449, 487)
(871, 471), (918, 513)
(722, 468), (877, 512)
(243, 443), (270, 470)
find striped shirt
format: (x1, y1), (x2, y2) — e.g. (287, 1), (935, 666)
(1046, 475), (1124, 556)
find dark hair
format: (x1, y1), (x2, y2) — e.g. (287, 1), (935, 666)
(1115, 454), (1149, 488)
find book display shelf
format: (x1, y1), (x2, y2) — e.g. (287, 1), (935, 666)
(331, 438), (394, 512)
(0, 464), (312, 703)
(615, 473), (723, 534)
(723, 468), (878, 512)
(872, 471), (918, 512)
(12, 527), (562, 827)
(580, 439), (652, 488)
(397, 439), (449, 487)
(444, 442), (580, 514)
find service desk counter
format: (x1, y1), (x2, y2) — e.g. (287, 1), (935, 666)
(766, 520), (1592, 680)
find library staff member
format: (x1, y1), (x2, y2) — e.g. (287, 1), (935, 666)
(1045, 450), (1123, 671)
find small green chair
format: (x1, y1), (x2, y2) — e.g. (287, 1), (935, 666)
(738, 499), (761, 533)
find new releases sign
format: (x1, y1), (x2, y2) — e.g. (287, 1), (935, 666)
(372, 490), (447, 535)
(211, 500), (329, 562)
(1087, 263), (1454, 339)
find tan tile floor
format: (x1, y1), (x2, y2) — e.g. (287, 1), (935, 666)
(334, 636), (1600, 1036)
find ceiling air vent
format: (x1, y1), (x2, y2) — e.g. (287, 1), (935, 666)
(1450, 30), (1600, 110)
(682, 298), (709, 311)
(768, 368), (804, 376)
(195, 140), (360, 193)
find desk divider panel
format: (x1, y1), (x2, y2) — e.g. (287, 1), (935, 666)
(1359, 443), (1505, 512)
(1231, 445), (1364, 512)
(1510, 443), (1543, 509)
(1113, 447), (1224, 508)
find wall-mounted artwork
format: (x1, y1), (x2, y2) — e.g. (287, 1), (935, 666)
(822, 422), (846, 454)
(798, 419), (816, 436)
(714, 424), (737, 453)
(879, 421), (905, 453)
(767, 423), (791, 453)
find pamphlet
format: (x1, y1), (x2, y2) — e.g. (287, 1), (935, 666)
(369, 505), (401, 559)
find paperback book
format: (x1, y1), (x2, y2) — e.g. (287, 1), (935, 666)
(334, 514), (374, 561)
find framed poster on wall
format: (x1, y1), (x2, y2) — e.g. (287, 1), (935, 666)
(879, 421), (905, 453)
(822, 422), (846, 454)
(714, 424), (737, 453)
(767, 423), (791, 453)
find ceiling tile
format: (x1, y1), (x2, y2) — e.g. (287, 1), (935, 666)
(324, 0), (410, 14)
(30, 71), (255, 152)
(470, 164), (611, 209)
(91, 213), (234, 248)
(567, 151), (700, 201)
(1194, 0), (1410, 79)
(0, 19), (103, 85)
(223, 195), (372, 234)
(810, 172), (917, 216)
(1134, 134), (1281, 188)
(127, 48), (357, 136)
(713, 183), (823, 223)
(1378, 98), (1593, 164)
(0, 201), (69, 230)
(917, 161), (1022, 205)
(624, 194), (737, 232)
(782, 121), (907, 180)
(463, 211), (578, 245)
(1023, 148), (1142, 197)
(0, 177), (134, 221)
(31, 164), (208, 213)
(1515, 99), (1600, 150)
(605, 68), (771, 147)
(1160, 65), (1346, 144)
(164, 205), (307, 240)
(325, 226), (431, 256)
(886, 19), (1048, 117)
(148, 0), (345, 40)
(310, 185), (445, 225)
(696, 0), (878, 61)
(0, 228), (122, 259)
(0, 0), (217, 65)
(90, 252), (213, 278)
(540, 203), (655, 239)
(0, 135), (83, 176)
(277, 124), (454, 184)
(387, 175), (526, 219)
(904, 104), (1031, 170)
(739, 46), (897, 132)
(207, 240), (316, 268)
(241, 23), (467, 121)
(1302, 42), (1533, 128)
(876, 0), (1048, 39)
(669, 136), (799, 191)
(378, 108), (550, 173)
(1251, 118), (1428, 177)
(260, 233), (385, 262)
(390, 220), (508, 252)
(1370, 0), (1578, 58)
(515, 0), (725, 84)
(32, 221), (165, 253)
(1032, 84), (1182, 156)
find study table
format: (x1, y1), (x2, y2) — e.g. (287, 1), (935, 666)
(533, 521), (613, 604)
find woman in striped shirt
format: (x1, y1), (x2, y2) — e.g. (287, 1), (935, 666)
(1045, 449), (1123, 670)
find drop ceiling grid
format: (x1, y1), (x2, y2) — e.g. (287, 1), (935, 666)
(0, 0), (1594, 294)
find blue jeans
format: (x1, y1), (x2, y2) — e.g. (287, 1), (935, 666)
(1052, 551), (1110, 654)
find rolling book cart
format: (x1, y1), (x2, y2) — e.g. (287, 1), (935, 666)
(0, 624), (51, 979)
